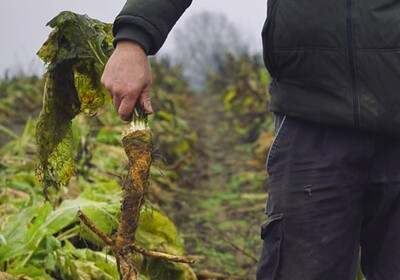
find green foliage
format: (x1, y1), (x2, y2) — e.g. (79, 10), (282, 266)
(0, 52), (369, 280)
(208, 54), (272, 142)
(0, 50), (275, 279)
(0, 75), (43, 125)
(149, 60), (197, 170)
(1, 13), (366, 279)
(137, 205), (184, 255)
(0, 175), (188, 278)
(0, 18), (197, 277)
(0, 199), (116, 264)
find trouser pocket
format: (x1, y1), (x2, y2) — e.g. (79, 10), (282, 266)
(266, 115), (287, 174)
(256, 213), (284, 280)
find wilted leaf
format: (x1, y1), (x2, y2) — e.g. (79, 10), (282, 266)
(136, 204), (184, 256)
(36, 11), (113, 193)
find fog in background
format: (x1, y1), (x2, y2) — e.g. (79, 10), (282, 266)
(0, 0), (266, 77)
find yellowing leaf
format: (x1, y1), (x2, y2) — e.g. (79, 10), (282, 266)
(36, 12), (114, 193)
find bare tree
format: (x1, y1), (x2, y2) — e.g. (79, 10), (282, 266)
(171, 11), (248, 89)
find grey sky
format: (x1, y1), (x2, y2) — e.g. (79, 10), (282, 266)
(0, 0), (266, 76)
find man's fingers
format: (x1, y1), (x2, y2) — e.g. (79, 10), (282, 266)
(107, 86), (152, 121)
(118, 93), (140, 121)
(139, 89), (153, 114)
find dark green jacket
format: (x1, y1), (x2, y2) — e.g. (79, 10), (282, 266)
(113, 0), (192, 54)
(114, 0), (400, 136)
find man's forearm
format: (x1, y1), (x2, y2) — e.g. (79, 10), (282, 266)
(113, 0), (193, 55)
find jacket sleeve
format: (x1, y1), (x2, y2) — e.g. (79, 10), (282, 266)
(113, 0), (193, 55)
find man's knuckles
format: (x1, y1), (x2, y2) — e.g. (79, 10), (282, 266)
(107, 85), (143, 98)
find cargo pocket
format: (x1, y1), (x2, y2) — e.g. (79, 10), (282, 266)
(256, 213), (284, 280)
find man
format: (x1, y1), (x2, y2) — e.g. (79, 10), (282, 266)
(102, 0), (400, 279)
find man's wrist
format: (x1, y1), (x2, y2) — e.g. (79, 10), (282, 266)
(113, 25), (151, 55)
(115, 40), (146, 55)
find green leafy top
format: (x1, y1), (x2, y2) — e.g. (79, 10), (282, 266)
(36, 11), (114, 195)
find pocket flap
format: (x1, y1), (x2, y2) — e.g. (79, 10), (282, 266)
(260, 213), (284, 239)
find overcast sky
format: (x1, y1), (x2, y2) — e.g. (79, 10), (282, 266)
(0, 0), (266, 76)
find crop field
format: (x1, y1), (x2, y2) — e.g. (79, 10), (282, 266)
(0, 12), (276, 280)
(0, 12), (366, 280)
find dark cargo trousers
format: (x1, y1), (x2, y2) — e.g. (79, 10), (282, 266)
(256, 115), (400, 280)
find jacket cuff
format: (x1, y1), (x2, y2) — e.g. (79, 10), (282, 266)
(113, 25), (152, 55)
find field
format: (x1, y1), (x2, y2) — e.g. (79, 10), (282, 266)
(0, 12), (367, 280)
(0, 44), (276, 279)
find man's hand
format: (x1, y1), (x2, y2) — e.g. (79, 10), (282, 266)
(101, 40), (153, 121)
